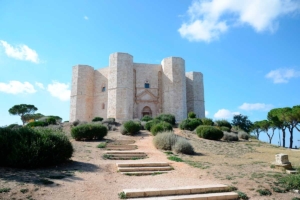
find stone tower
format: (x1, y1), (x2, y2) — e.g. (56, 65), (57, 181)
(161, 57), (187, 121)
(107, 53), (134, 121)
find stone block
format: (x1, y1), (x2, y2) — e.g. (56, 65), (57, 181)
(275, 153), (290, 164)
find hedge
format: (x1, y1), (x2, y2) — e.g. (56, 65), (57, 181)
(179, 118), (202, 131)
(195, 125), (223, 140)
(150, 121), (173, 136)
(71, 124), (108, 141)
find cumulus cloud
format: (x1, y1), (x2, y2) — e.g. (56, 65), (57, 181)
(0, 81), (36, 94)
(214, 109), (239, 119)
(84, 16), (89, 20)
(47, 81), (70, 101)
(0, 40), (39, 63)
(178, 0), (300, 42)
(35, 82), (45, 89)
(239, 103), (273, 111)
(205, 110), (209, 116)
(266, 68), (300, 83)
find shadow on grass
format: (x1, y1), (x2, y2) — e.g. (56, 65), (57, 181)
(0, 160), (99, 187)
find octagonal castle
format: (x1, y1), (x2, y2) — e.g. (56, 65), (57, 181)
(70, 52), (205, 122)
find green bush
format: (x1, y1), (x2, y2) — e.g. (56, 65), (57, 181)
(46, 117), (57, 125)
(238, 131), (249, 140)
(195, 125), (223, 140)
(71, 124), (107, 141)
(220, 126), (230, 132)
(222, 132), (238, 141)
(7, 124), (22, 129)
(145, 119), (161, 131)
(156, 114), (176, 125)
(26, 121), (48, 127)
(153, 131), (178, 150)
(173, 137), (194, 154)
(201, 118), (214, 126)
(256, 189), (272, 196)
(179, 118), (202, 131)
(141, 115), (153, 122)
(141, 121), (147, 130)
(278, 174), (300, 191)
(150, 122), (173, 136)
(92, 117), (103, 122)
(122, 120), (141, 135)
(0, 127), (73, 168)
(188, 111), (196, 118)
(215, 119), (232, 130)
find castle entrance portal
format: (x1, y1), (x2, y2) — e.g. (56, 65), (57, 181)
(142, 106), (152, 117)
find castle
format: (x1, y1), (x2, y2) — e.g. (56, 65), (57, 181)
(70, 52), (205, 122)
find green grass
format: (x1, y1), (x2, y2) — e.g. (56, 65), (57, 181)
(0, 188), (11, 193)
(20, 188), (29, 194)
(118, 191), (126, 199)
(167, 156), (183, 162)
(256, 188), (272, 196)
(185, 160), (211, 169)
(97, 142), (107, 148)
(237, 191), (249, 199)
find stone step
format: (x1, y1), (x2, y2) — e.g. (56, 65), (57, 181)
(121, 171), (169, 176)
(108, 154), (146, 157)
(106, 145), (137, 148)
(106, 147), (137, 150)
(127, 192), (238, 200)
(109, 140), (135, 145)
(117, 162), (170, 167)
(118, 166), (173, 172)
(123, 185), (232, 198)
(106, 151), (145, 154)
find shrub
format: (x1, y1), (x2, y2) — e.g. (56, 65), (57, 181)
(141, 115), (153, 122)
(215, 119), (232, 130)
(71, 124), (107, 141)
(173, 137), (194, 154)
(222, 132), (238, 141)
(278, 174), (300, 191)
(238, 131), (249, 140)
(141, 121), (147, 130)
(153, 132), (178, 150)
(151, 122), (173, 136)
(156, 114), (176, 125)
(92, 117), (103, 122)
(0, 127), (73, 168)
(256, 189), (271, 196)
(121, 120), (141, 135)
(72, 120), (80, 126)
(188, 111), (196, 119)
(220, 126), (230, 132)
(201, 118), (214, 126)
(195, 125), (223, 140)
(26, 121), (48, 127)
(179, 118), (202, 131)
(46, 117), (57, 125)
(145, 119), (161, 131)
(7, 124), (22, 129)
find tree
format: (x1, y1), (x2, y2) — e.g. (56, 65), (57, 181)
(281, 106), (300, 148)
(232, 114), (253, 133)
(251, 121), (263, 139)
(260, 120), (276, 144)
(8, 104), (38, 125)
(23, 113), (44, 123)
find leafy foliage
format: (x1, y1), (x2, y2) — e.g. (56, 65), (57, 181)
(173, 137), (194, 154)
(156, 114), (176, 125)
(150, 121), (173, 135)
(141, 115), (153, 122)
(92, 117), (103, 122)
(195, 125), (223, 140)
(277, 174), (300, 191)
(215, 119), (232, 129)
(232, 114), (253, 133)
(200, 118), (214, 126)
(188, 111), (196, 118)
(0, 127), (73, 168)
(26, 121), (48, 127)
(145, 119), (162, 131)
(179, 118), (202, 131)
(8, 104), (38, 125)
(71, 124), (108, 141)
(220, 126), (230, 132)
(153, 131), (178, 150)
(121, 120), (141, 135)
(222, 132), (238, 141)
(238, 131), (249, 140)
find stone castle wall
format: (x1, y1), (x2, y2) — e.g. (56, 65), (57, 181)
(70, 52), (205, 122)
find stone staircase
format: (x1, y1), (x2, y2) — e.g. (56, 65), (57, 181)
(122, 184), (238, 199)
(117, 162), (173, 175)
(105, 140), (137, 151)
(104, 151), (147, 160)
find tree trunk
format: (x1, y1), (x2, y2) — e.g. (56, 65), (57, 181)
(282, 128), (286, 147)
(289, 127), (293, 149)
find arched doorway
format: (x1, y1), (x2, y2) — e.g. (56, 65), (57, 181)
(142, 106), (152, 117)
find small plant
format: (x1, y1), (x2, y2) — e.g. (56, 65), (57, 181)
(118, 191), (126, 199)
(215, 119), (232, 130)
(200, 118), (214, 126)
(71, 123), (108, 141)
(256, 188), (272, 196)
(238, 131), (249, 140)
(168, 155), (183, 162)
(39, 179), (54, 185)
(272, 186), (286, 193)
(277, 174), (300, 191)
(179, 118), (202, 131)
(270, 164), (275, 169)
(153, 132), (178, 150)
(121, 120), (141, 135)
(188, 111), (196, 118)
(150, 121), (173, 135)
(141, 115), (153, 122)
(26, 121), (48, 127)
(97, 142), (107, 148)
(220, 126), (230, 132)
(237, 191), (248, 199)
(103, 154), (112, 159)
(292, 198), (300, 200)
(145, 119), (161, 131)
(155, 114), (176, 125)
(20, 188), (29, 194)
(92, 117), (103, 122)
(222, 132), (238, 141)
(0, 188), (11, 193)
(195, 125), (223, 140)
(173, 137), (194, 155)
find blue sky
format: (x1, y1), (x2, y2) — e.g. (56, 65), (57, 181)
(0, 0), (299, 146)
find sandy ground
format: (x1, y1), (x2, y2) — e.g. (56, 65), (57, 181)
(1, 127), (300, 200)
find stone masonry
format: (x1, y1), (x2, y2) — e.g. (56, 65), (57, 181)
(70, 52), (205, 122)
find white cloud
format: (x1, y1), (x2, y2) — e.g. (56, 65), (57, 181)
(0, 40), (39, 63)
(214, 109), (239, 119)
(47, 81), (70, 101)
(205, 111), (209, 116)
(239, 103), (273, 111)
(0, 81), (36, 94)
(35, 82), (45, 89)
(266, 68), (300, 83)
(84, 16), (89, 20)
(178, 0), (300, 42)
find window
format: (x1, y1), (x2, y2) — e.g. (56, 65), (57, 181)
(144, 83), (150, 88)
(102, 103), (105, 109)
(102, 86), (106, 92)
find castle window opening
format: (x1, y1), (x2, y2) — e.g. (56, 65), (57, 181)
(102, 86), (106, 92)
(102, 103), (105, 109)
(144, 83), (150, 88)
